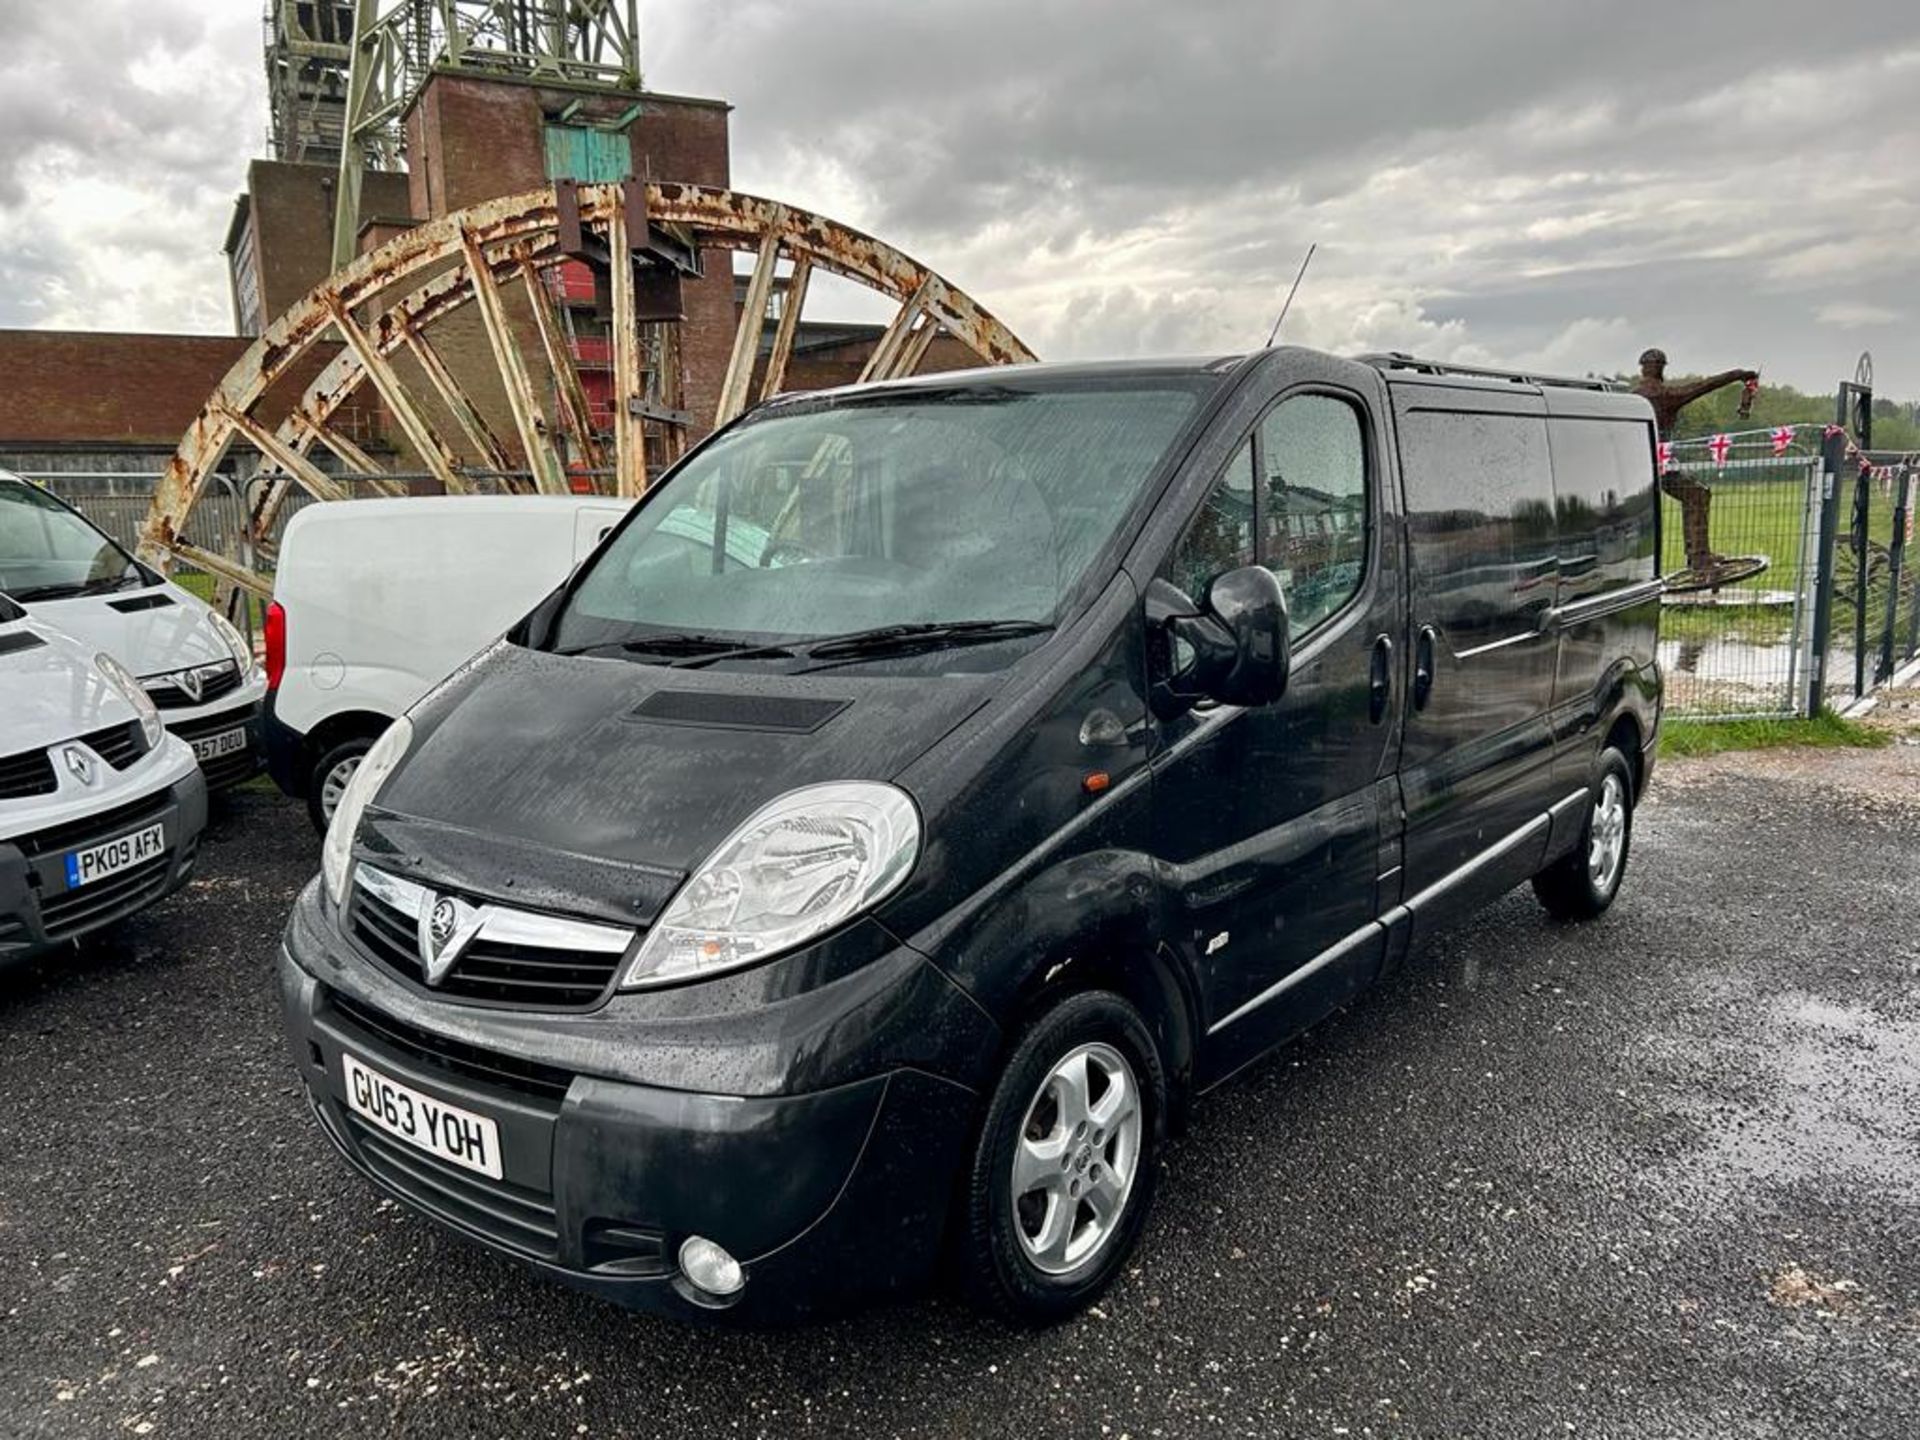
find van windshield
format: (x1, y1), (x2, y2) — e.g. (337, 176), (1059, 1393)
(0, 481), (145, 600)
(551, 380), (1206, 662)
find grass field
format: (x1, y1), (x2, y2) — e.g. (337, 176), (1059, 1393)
(1658, 708), (1890, 759)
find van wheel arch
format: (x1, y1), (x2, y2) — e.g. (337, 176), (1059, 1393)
(1005, 943), (1199, 1136)
(302, 711), (393, 834)
(1603, 712), (1645, 796)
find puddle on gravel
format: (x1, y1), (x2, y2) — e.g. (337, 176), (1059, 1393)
(1643, 990), (1920, 1204)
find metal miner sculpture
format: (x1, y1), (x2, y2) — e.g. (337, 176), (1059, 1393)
(1633, 348), (1766, 590)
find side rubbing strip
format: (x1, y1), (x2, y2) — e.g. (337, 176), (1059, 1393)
(1540, 579), (1665, 632)
(1208, 922), (1381, 1036)
(1403, 810), (1552, 915)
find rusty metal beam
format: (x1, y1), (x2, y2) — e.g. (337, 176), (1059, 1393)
(759, 253), (811, 403)
(168, 538), (274, 600)
(399, 320), (513, 472)
(888, 316), (941, 381)
(300, 421), (407, 496)
(458, 226), (567, 495)
(518, 252), (607, 473)
(859, 279), (932, 383)
(323, 293), (467, 493)
(716, 214), (784, 426)
(215, 401), (351, 504)
(607, 203), (648, 498)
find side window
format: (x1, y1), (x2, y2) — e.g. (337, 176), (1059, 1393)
(1259, 395), (1369, 636)
(1165, 439), (1255, 602)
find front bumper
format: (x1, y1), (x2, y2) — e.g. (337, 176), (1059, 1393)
(278, 899), (985, 1323)
(0, 770), (208, 964)
(164, 698), (266, 792)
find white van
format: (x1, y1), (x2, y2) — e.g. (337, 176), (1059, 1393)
(1, 592), (207, 965)
(0, 470), (267, 792)
(263, 494), (631, 831)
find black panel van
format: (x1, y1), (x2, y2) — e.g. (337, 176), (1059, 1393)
(277, 347), (1663, 1324)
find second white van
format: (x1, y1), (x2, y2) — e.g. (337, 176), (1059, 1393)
(263, 495), (631, 831)
(0, 470), (268, 792)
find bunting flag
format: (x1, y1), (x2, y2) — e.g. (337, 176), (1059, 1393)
(1707, 433), (1733, 466)
(1770, 425), (1797, 455)
(1824, 423), (1846, 439)
(1657, 441), (1675, 474)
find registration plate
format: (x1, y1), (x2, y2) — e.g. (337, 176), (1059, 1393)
(191, 726), (248, 761)
(64, 822), (166, 890)
(341, 1052), (503, 1180)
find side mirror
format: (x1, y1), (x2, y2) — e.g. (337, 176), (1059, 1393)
(1146, 566), (1290, 716)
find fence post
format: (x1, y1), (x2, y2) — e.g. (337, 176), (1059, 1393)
(1882, 468), (1909, 684)
(1807, 427), (1845, 715)
(1852, 464), (1870, 701)
(1904, 465), (1920, 669)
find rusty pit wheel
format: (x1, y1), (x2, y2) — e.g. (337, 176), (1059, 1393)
(137, 182), (1036, 598)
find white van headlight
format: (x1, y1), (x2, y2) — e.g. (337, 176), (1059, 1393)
(621, 782), (920, 990)
(321, 717), (413, 907)
(209, 610), (254, 675)
(95, 652), (162, 749)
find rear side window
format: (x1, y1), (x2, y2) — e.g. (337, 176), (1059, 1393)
(1398, 408), (1558, 640)
(1545, 418), (1658, 599)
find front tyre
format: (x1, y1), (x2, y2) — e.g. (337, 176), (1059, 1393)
(1533, 746), (1635, 921)
(958, 990), (1166, 1324)
(307, 736), (373, 837)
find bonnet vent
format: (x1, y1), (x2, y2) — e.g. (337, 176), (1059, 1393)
(107, 594), (176, 614)
(627, 690), (850, 734)
(0, 630), (46, 657)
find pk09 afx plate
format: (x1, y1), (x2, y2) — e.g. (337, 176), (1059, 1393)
(64, 823), (166, 889)
(342, 1052), (503, 1179)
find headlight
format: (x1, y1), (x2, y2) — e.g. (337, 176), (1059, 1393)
(621, 781), (920, 990)
(321, 716), (413, 907)
(94, 652), (162, 749)
(209, 610), (254, 674)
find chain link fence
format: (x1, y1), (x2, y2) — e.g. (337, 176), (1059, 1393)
(1657, 452), (1823, 719)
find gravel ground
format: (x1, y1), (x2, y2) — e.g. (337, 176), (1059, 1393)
(3, 746), (1919, 1439)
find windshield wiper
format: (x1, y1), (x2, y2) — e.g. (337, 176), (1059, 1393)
(556, 631), (799, 663)
(7, 581), (86, 601)
(75, 573), (143, 596)
(794, 619), (1055, 664)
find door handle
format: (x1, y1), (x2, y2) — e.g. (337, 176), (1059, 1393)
(1369, 633), (1393, 724)
(1413, 625), (1437, 711)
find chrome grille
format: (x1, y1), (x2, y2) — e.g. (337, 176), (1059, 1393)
(348, 865), (635, 1011)
(145, 661), (244, 711)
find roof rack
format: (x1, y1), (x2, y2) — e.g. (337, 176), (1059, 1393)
(1358, 352), (1620, 393)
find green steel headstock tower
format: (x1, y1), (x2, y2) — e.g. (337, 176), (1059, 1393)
(262, 1), (644, 268)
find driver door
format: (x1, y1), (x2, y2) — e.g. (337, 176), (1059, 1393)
(1149, 375), (1405, 1084)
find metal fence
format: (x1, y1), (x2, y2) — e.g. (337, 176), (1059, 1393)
(1827, 456), (1920, 706)
(1657, 452), (1823, 719)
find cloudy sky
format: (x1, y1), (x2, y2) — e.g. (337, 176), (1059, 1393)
(1, 1), (1915, 393)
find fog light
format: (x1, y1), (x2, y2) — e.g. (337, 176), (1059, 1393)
(678, 1235), (745, 1297)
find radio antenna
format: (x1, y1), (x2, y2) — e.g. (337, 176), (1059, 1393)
(1264, 242), (1317, 349)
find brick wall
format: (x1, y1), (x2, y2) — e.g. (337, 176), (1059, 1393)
(0, 330), (342, 458)
(0, 332), (250, 446)
(240, 161), (413, 325)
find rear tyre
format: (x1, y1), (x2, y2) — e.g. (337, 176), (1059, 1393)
(306, 737), (373, 836)
(957, 990), (1166, 1325)
(1532, 746), (1635, 921)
